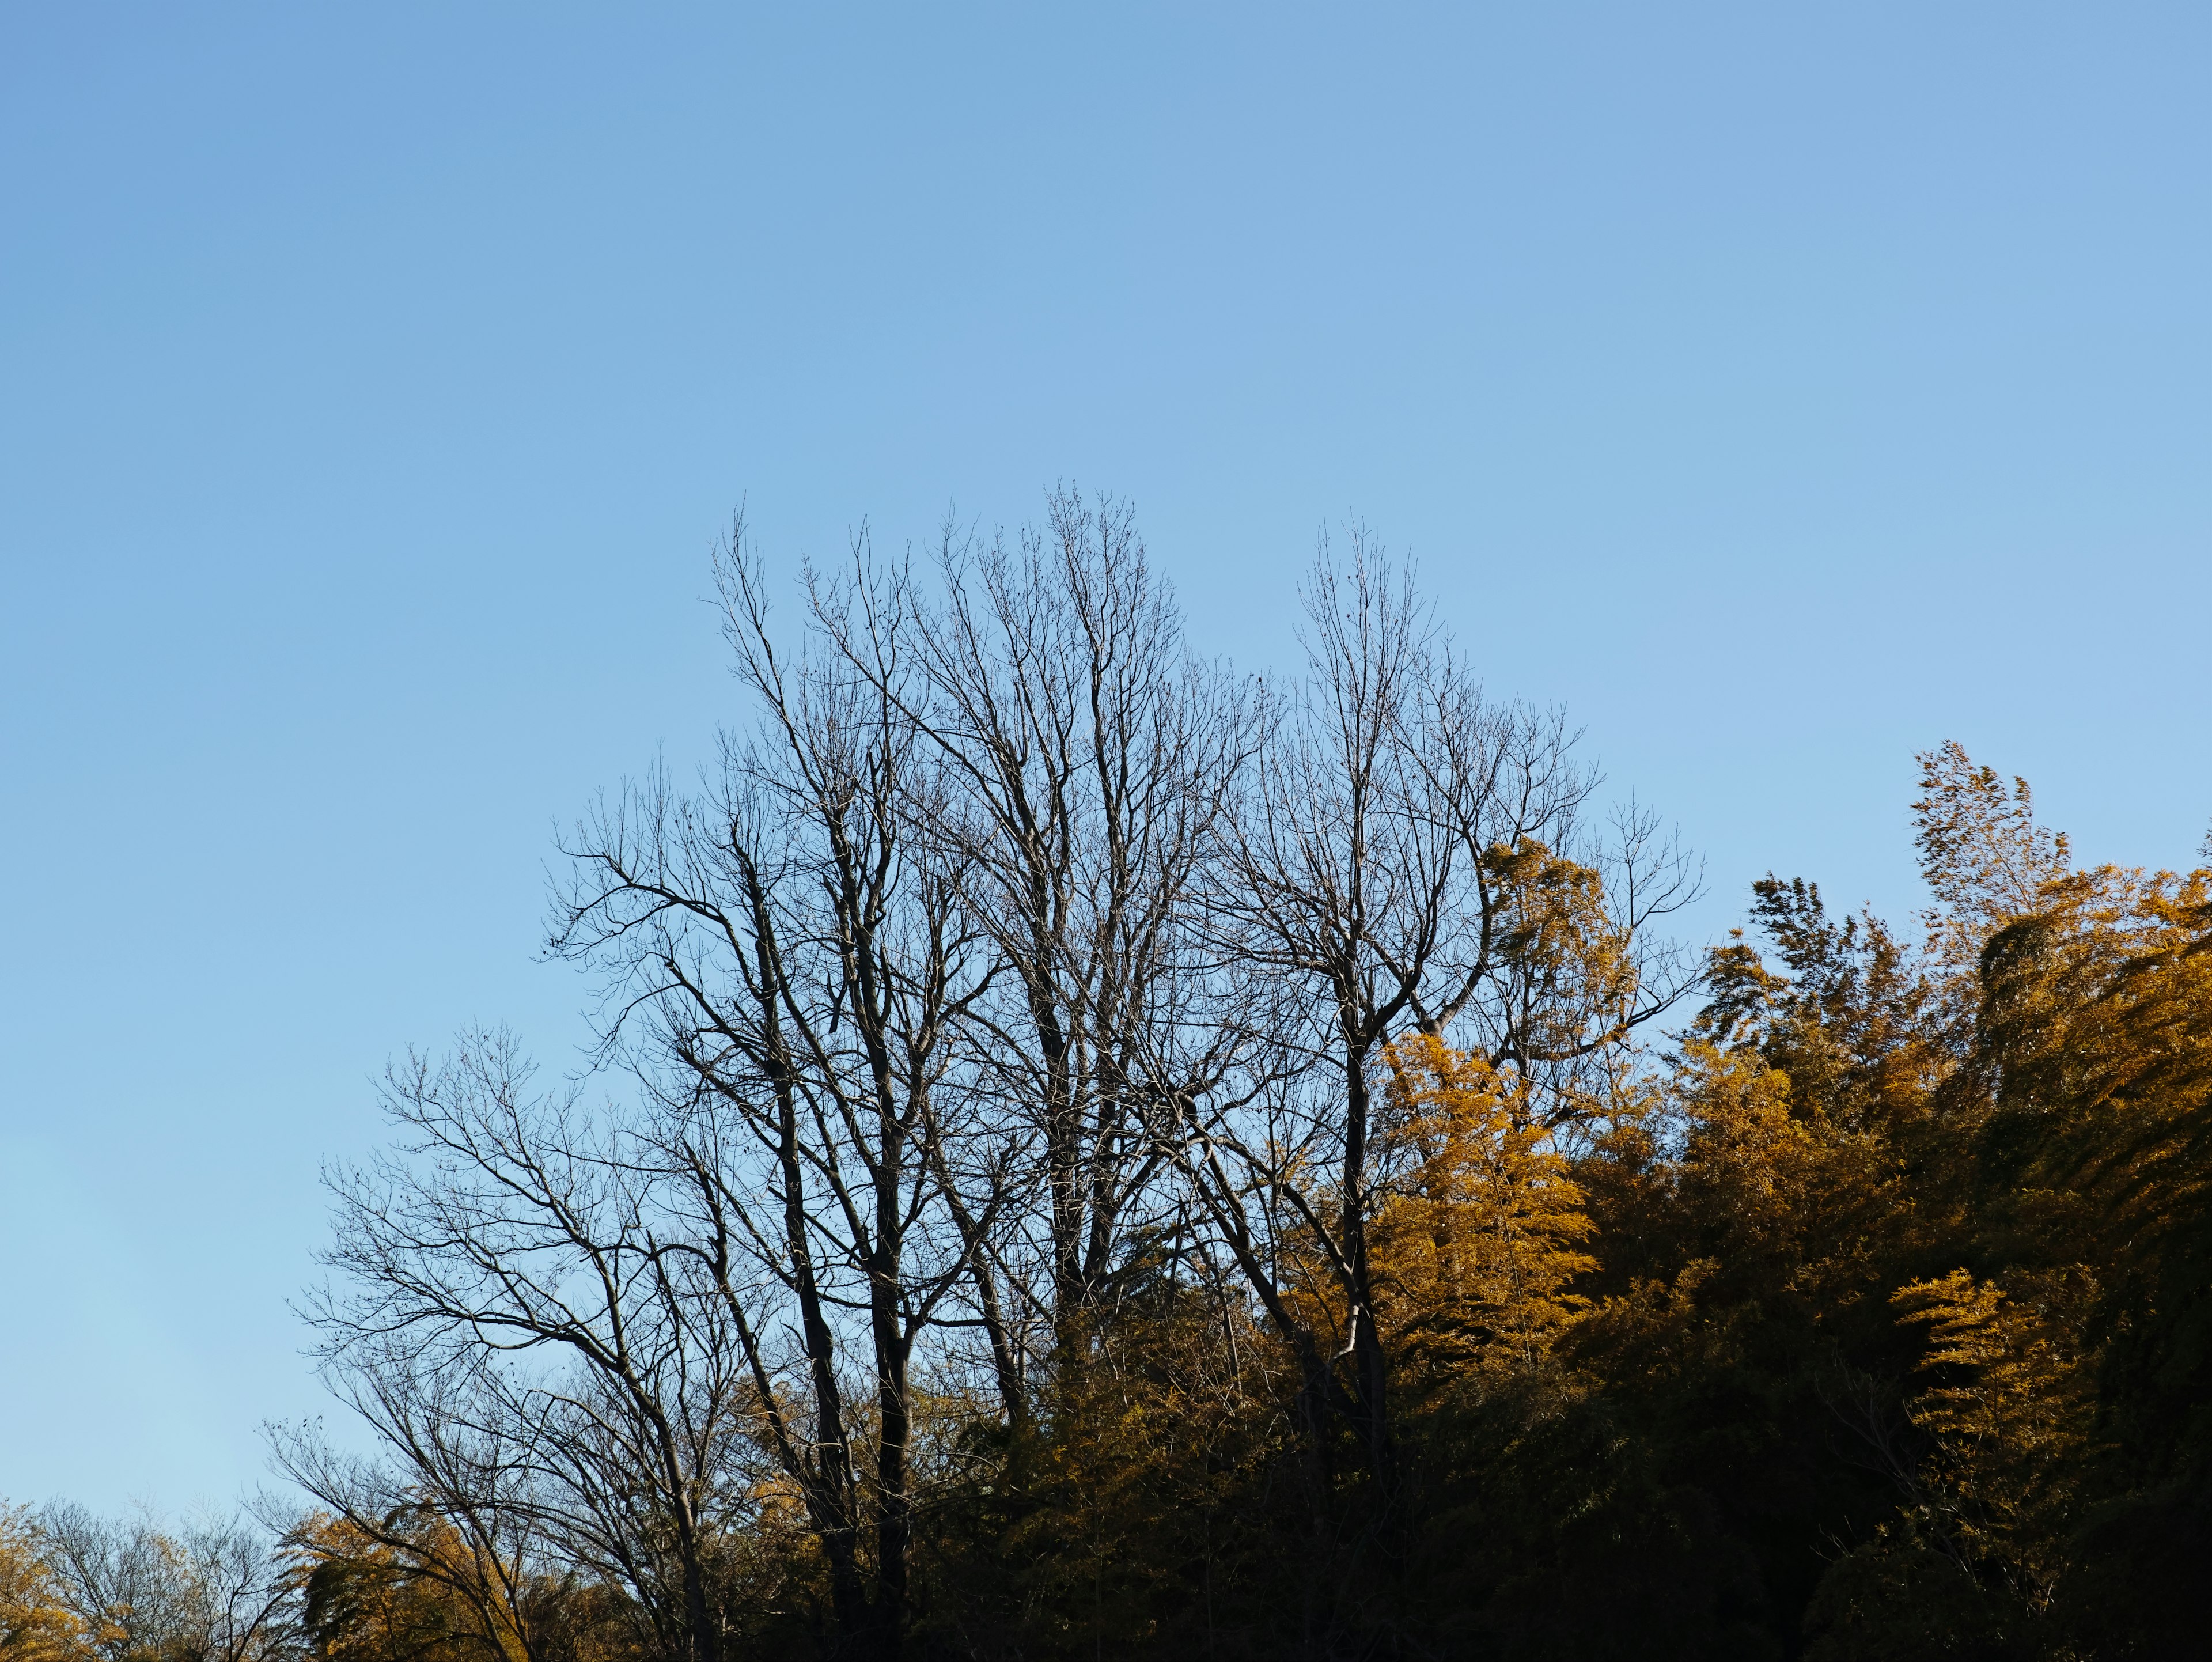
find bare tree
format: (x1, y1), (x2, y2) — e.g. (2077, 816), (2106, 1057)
(815, 490), (1252, 1361)
(1180, 531), (1699, 1493)
(547, 528), (1006, 1661)
(307, 495), (1699, 1658)
(305, 1035), (747, 1662)
(269, 1358), (600, 1662)
(39, 1504), (296, 1662)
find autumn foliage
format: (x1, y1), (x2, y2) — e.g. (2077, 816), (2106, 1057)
(13, 528), (2210, 1660)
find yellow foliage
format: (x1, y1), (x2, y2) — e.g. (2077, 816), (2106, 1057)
(1668, 1039), (1840, 1284)
(1676, 1043), (1811, 1207)
(1481, 840), (1643, 1107)
(0, 1508), (81, 1662)
(1370, 1034), (1596, 1383)
(291, 1513), (524, 1662)
(1892, 1268), (2094, 1612)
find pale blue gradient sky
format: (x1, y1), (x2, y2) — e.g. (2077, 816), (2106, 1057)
(3, 3), (2209, 1513)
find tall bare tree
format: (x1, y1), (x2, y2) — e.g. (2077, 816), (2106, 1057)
(305, 1034), (748, 1662)
(306, 496), (1701, 1658)
(547, 528), (1008, 1660)
(815, 490), (1250, 1360)
(1181, 532), (1699, 1491)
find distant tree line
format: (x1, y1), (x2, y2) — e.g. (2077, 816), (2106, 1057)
(9, 492), (2210, 1659)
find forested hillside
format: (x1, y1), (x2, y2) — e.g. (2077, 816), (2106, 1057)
(9, 499), (2210, 1660)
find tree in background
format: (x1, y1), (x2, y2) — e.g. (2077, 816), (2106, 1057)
(0, 1506), (294, 1662)
(1, 1508), (80, 1662)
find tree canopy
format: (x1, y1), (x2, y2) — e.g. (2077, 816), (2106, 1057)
(15, 497), (2209, 1661)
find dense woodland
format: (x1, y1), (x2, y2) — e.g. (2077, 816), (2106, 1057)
(9, 495), (2211, 1660)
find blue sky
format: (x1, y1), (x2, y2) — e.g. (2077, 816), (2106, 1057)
(3, 3), (2208, 1514)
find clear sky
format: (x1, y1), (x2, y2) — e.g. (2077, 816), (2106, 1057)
(3, 3), (2208, 1515)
